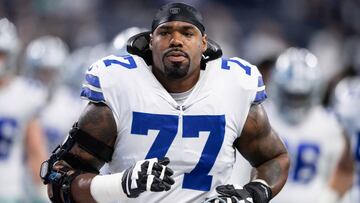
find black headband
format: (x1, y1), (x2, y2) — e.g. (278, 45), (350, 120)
(151, 2), (205, 35)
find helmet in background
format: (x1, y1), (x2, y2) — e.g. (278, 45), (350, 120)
(331, 76), (360, 130)
(24, 35), (69, 86)
(62, 46), (91, 92)
(109, 27), (147, 55)
(270, 47), (322, 125)
(0, 18), (20, 76)
(63, 42), (109, 92)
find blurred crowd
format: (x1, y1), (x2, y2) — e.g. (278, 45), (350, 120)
(1, 0), (360, 103)
(0, 0), (359, 202)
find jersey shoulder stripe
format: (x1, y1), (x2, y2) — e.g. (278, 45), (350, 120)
(85, 74), (101, 89)
(80, 54), (145, 103)
(80, 55), (108, 103)
(80, 86), (105, 103)
(254, 76), (267, 103)
(216, 56), (267, 104)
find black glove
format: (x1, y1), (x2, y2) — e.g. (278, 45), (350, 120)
(121, 157), (175, 198)
(205, 181), (272, 203)
(243, 181), (272, 203)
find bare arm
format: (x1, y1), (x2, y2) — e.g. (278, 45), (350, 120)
(234, 104), (290, 197)
(47, 102), (174, 203)
(25, 118), (48, 185)
(71, 102), (117, 203)
(317, 130), (354, 203)
(51, 102), (117, 203)
(328, 131), (354, 196)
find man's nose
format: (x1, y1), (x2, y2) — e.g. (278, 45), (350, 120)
(169, 32), (183, 47)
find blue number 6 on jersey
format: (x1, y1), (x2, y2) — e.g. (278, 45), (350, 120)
(131, 112), (226, 191)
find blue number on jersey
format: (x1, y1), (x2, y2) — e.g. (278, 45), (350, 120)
(292, 143), (320, 183)
(221, 58), (251, 75)
(356, 131), (360, 162)
(182, 115), (225, 191)
(0, 118), (18, 159)
(131, 112), (225, 191)
(356, 131), (360, 186)
(131, 112), (179, 159)
(103, 55), (137, 69)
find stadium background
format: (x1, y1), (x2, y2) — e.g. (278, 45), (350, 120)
(1, 0), (360, 104)
(0, 0), (359, 202)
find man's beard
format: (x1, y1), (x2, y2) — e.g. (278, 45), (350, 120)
(163, 61), (190, 79)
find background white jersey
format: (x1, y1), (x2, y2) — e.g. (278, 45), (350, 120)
(0, 77), (46, 201)
(264, 102), (344, 203)
(40, 85), (85, 152)
(333, 77), (360, 203)
(81, 54), (266, 203)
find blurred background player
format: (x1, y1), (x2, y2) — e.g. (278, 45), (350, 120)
(0, 0), (359, 201)
(331, 76), (360, 203)
(23, 36), (69, 100)
(0, 18), (48, 203)
(265, 48), (352, 203)
(108, 26), (148, 55)
(22, 35), (85, 154)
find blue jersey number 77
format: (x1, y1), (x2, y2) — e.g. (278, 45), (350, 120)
(131, 112), (225, 191)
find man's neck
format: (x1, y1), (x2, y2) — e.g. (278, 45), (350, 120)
(152, 68), (200, 93)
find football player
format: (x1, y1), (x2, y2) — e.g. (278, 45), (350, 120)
(0, 18), (48, 202)
(40, 3), (290, 203)
(264, 48), (352, 203)
(40, 43), (111, 153)
(23, 35), (69, 99)
(331, 76), (360, 203)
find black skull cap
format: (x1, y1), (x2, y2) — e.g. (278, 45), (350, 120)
(151, 2), (205, 35)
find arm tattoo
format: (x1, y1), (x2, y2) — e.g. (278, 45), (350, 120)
(235, 104), (286, 167)
(235, 104), (290, 196)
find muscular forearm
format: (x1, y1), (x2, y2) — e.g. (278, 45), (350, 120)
(250, 152), (290, 197)
(235, 104), (290, 198)
(328, 134), (354, 197)
(71, 173), (97, 203)
(26, 119), (48, 185)
(329, 167), (354, 196)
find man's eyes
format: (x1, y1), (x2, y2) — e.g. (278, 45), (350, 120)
(158, 31), (195, 37)
(184, 32), (194, 37)
(159, 31), (170, 36)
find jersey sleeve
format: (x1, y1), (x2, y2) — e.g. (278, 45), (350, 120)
(80, 59), (107, 103)
(252, 72), (267, 104)
(228, 57), (267, 104)
(239, 58), (267, 105)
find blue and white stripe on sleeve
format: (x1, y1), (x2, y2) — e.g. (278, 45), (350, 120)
(253, 76), (267, 104)
(80, 73), (105, 103)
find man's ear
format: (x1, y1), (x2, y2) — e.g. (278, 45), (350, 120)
(149, 33), (153, 50)
(202, 34), (208, 53)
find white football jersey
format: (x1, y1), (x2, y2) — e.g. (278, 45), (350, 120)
(333, 77), (360, 203)
(0, 77), (46, 201)
(265, 102), (344, 203)
(81, 54), (266, 203)
(40, 85), (85, 152)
